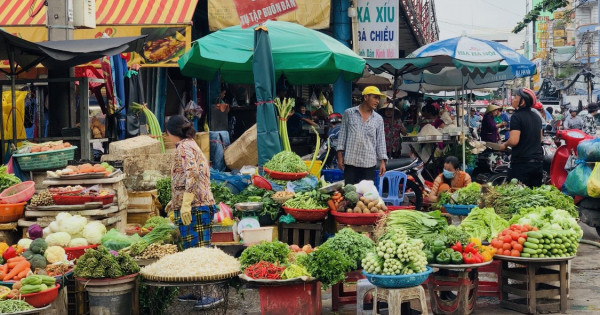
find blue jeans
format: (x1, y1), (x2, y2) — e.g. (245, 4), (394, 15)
(209, 131), (230, 171)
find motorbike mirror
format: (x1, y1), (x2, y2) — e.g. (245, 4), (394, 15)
(545, 124), (553, 132)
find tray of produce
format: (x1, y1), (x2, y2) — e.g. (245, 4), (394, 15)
(0, 301), (50, 314)
(490, 224), (579, 260)
(271, 191), (294, 204)
(263, 168), (308, 181)
(46, 162), (116, 179)
(239, 273), (316, 285)
(493, 255), (575, 262)
(319, 181), (344, 194)
(140, 247), (240, 282)
(235, 202), (263, 212)
(48, 185), (85, 195)
(282, 190), (330, 221)
(428, 260), (493, 269)
(282, 206), (328, 222)
(263, 151), (310, 180)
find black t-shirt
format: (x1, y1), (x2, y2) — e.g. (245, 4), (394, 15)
(509, 107), (543, 163)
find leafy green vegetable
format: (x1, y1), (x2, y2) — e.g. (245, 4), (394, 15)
(143, 216), (170, 228)
(458, 207), (508, 241)
(0, 165), (20, 193)
(264, 151), (308, 173)
(74, 246), (139, 278)
(283, 190), (329, 209)
(508, 206), (583, 238)
(210, 182), (234, 205)
(239, 241), (290, 269)
(319, 228), (375, 269)
(453, 183), (482, 205)
(305, 247), (354, 289)
(386, 210), (448, 239)
(156, 177), (171, 208)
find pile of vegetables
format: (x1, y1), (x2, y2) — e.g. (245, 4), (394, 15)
(156, 177), (172, 208)
(47, 163), (113, 178)
(0, 165), (20, 192)
(490, 224), (536, 257)
(458, 207), (509, 241)
(508, 206), (583, 238)
(243, 261), (286, 280)
(9, 274), (57, 297)
(140, 247), (240, 279)
(211, 182), (234, 205)
(220, 185), (281, 220)
(318, 228), (375, 269)
(0, 300), (34, 313)
(74, 246), (139, 279)
(482, 183), (577, 220)
(361, 228), (428, 275)
(283, 190), (329, 210)
(519, 230), (579, 258)
(29, 190), (54, 207)
(134, 243), (178, 260)
(264, 151), (308, 173)
(42, 212), (107, 248)
(333, 185), (388, 214)
(385, 210), (448, 239)
(239, 241), (290, 269)
(122, 224), (174, 256)
(16, 141), (72, 154)
(442, 182), (482, 205)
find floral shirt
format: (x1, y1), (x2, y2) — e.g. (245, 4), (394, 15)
(383, 118), (404, 154)
(583, 114), (597, 135)
(171, 138), (214, 209)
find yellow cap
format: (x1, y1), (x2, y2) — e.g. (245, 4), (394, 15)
(362, 86), (386, 97)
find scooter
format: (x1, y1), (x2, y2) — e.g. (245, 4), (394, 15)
(549, 129), (600, 235)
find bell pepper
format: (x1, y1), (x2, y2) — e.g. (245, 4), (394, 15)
(451, 241), (463, 253)
(464, 243), (478, 255)
(481, 251), (493, 262)
(424, 249), (435, 264)
(431, 240), (446, 255)
(435, 250), (452, 264)
(2, 247), (16, 261)
(469, 238), (482, 247)
(463, 252), (484, 264)
(450, 251), (464, 264)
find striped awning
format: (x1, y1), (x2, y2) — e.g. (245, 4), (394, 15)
(0, 0), (198, 26)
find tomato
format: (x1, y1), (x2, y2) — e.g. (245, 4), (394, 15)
(510, 249), (521, 257)
(502, 243), (512, 250)
(518, 237), (526, 245)
(511, 233), (520, 241)
(510, 224), (521, 231)
(520, 225), (529, 232)
(490, 239), (499, 248)
(503, 249), (511, 256)
(532, 227), (538, 231)
(503, 235), (512, 243)
(519, 233), (528, 239)
(510, 240), (517, 247)
(513, 243), (523, 251)
(523, 224), (532, 231)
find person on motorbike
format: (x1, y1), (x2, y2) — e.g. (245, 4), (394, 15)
(500, 88), (544, 187)
(582, 102), (599, 136)
(428, 156), (472, 203)
(563, 108), (583, 130)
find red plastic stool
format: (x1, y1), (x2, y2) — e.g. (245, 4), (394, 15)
(477, 260), (502, 300)
(331, 270), (366, 311)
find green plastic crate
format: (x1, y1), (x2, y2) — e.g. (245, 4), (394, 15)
(13, 146), (77, 171)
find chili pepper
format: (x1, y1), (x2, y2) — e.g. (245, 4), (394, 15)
(243, 261), (285, 280)
(451, 241), (463, 253)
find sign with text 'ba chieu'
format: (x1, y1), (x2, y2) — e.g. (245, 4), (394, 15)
(233, 0), (298, 29)
(357, 0), (399, 59)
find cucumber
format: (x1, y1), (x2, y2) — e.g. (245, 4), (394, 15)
(523, 242), (538, 249)
(520, 253), (531, 258)
(527, 237), (540, 244)
(522, 248), (537, 254)
(527, 231), (543, 239)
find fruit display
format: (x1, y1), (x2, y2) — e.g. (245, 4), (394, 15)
(30, 191), (54, 207)
(46, 162), (115, 178)
(490, 224), (536, 257)
(16, 141), (72, 154)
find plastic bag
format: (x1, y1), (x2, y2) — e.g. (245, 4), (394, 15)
(587, 163), (600, 198)
(564, 163), (592, 197)
(577, 138), (600, 162)
(101, 228), (141, 251)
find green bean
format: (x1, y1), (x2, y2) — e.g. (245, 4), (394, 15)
(0, 299), (35, 312)
(264, 151), (308, 173)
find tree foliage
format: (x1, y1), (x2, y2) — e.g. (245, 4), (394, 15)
(512, 0), (569, 34)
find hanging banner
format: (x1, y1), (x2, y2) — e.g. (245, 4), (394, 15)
(357, 0), (399, 59)
(208, 0), (330, 30)
(1, 25), (191, 68)
(231, 0), (298, 29)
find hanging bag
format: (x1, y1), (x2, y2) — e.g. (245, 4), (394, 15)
(587, 163), (600, 198)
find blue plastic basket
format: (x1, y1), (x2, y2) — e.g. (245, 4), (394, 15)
(362, 266), (432, 288)
(321, 169), (344, 183)
(443, 204), (478, 216)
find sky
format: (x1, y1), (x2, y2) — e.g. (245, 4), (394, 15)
(435, 0), (528, 42)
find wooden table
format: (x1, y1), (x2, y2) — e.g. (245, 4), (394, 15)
(495, 255), (573, 314)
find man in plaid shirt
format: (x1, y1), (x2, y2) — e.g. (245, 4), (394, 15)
(337, 86), (388, 184)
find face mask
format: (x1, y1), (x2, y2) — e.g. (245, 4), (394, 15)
(443, 169), (455, 179)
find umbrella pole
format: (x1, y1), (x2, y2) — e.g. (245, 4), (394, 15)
(9, 48), (17, 149)
(462, 87), (466, 169)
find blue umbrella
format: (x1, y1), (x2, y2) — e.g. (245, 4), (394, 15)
(253, 25), (282, 165)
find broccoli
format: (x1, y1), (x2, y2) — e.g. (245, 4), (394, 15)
(29, 254), (47, 271)
(116, 252), (140, 274)
(92, 265), (106, 278)
(22, 250), (34, 260)
(345, 191), (359, 204)
(343, 184), (356, 193)
(29, 238), (48, 255)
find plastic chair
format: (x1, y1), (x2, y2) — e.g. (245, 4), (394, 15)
(356, 279), (377, 315)
(377, 171), (408, 206)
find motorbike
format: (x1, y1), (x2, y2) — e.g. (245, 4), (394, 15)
(548, 129), (600, 235)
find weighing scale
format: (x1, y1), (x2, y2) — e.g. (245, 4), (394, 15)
(234, 201), (263, 236)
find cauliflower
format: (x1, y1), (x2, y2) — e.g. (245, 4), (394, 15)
(45, 232), (71, 247)
(42, 227), (51, 238)
(48, 221), (60, 233)
(68, 238), (89, 247)
(17, 238), (33, 250)
(55, 212), (72, 223)
(58, 215), (88, 236)
(44, 246), (67, 264)
(82, 221), (107, 245)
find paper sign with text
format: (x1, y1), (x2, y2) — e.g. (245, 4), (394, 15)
(232, 0), (298, 29)
(357, 0), (399, 59)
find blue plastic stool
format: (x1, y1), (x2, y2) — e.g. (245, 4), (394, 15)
(377, 171), (408, 206)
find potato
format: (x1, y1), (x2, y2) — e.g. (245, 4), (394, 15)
(347, 208), (353, 213)
(359, 196), (367, 202)
(378, 210), (385, 214)
(357, 201), (365, 208)
(362, 208), (370, 214)
(371, 207), (378, 213)
(367, 202), (375, 209)
(353, 206), (361, 213)
(381, 204), (388, 211)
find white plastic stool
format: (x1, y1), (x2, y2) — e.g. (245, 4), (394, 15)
(356, 279), (377, 315)
(372, 285), (428, 315)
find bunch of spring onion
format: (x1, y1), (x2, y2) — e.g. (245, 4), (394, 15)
(274, 97), (295, 152)
(131, 102), (165, 152)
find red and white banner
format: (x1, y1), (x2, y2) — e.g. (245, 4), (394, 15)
(232, 0), (298, 29)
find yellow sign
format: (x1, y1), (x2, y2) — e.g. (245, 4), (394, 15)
(208, 0), (330, 31)
(554, 11), (565, 19)
(554, 39), (565, 47)
(553, 30), (565, 37)
(1, 25), (191, 68)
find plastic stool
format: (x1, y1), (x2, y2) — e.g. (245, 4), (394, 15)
(377, 171), (408, 206)
(372, 285), (428, 315)
(356, 279), (377, 315)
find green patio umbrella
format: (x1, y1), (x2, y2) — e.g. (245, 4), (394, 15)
(178, 21), (365, 85)
(253, 26), (281, 165)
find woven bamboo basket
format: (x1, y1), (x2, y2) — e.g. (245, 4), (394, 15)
(225, 124), (257, 169)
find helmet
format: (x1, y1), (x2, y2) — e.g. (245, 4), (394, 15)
(515, 88), (537, 108)
(328, 113), (342, 124)
(533, 101), (543, 110)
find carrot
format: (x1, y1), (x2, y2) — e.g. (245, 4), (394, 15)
(327, 199), (336, 211)
(7, 260), (25, 269)
(6, 257), (25, 264)
(331, 195), (342, 201)
(4, 261), (30, 281)
(15, 268), (30, 280)
(0, 264), (7, 277)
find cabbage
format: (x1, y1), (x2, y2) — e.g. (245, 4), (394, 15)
(509, 206), (583, 238)
(58, 214), (88, 236)
(82, 221), (107, 245)
(27, 225), (43, 240)
(68, 238), (89, 247)
(45, 232), (71, 247)
(17, 238), (33, 250)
